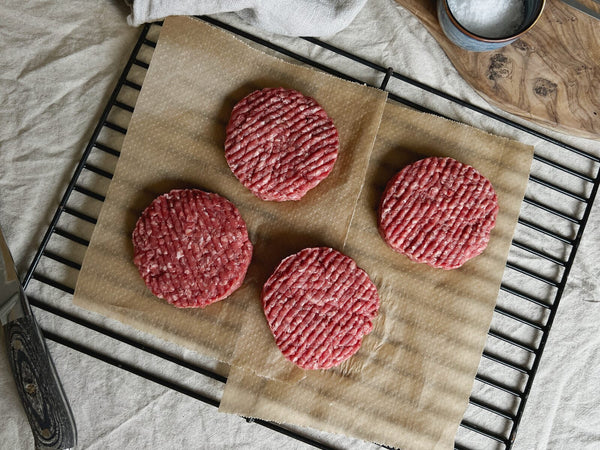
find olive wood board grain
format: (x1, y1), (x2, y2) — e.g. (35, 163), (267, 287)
(396, 0), (600, 140)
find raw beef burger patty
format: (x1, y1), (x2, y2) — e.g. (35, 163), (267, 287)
(262, 247), (380, 370)
(379, 157), (499, 269)
(224, 87), (339, 201)
(132, 189), (253, 308)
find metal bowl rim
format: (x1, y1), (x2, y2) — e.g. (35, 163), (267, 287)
(441, 0), (546, 43)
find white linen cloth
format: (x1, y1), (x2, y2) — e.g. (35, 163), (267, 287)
(1, 0), (599, 449)
(126, 0), (368, 36)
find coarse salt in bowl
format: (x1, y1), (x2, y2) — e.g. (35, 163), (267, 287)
(437, 0), (546, 52)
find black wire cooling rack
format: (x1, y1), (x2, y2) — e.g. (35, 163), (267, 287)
(22, 16), (600, 450)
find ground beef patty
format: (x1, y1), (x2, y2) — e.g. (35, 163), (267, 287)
(378, 157), (499, 270)
(132, 189), (253, 308)
(262, 247), (380, 370)
(224, 88), (339, 201)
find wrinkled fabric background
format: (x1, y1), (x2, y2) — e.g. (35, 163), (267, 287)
(126, 0), (368, 36)
(1, 0), (599, 448)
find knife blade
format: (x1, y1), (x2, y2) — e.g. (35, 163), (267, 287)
(0, 224), (77, 449)
(560, 0), (600, 20)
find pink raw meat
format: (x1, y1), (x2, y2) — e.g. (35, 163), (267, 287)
(262, 247), (380, 370)
(224, 88), (339, 201)
(378, 157), (499, 269)
(132, 189), (253, 308)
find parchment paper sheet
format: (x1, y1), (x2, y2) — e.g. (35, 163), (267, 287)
(74, 16), (387, 369)
(73, 15), (534, 450)
(220, 101), (534, 449)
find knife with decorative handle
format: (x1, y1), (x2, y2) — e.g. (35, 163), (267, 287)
(1, 225), (77, 449)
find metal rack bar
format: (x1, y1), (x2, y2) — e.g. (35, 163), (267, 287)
(510, 239), (567, 266)
(499, 285), (551, 309)
(487, 330), (538, 354)
(505, 262), (560, 287)
(94, 142), (121, 156)
(22, 16), (599, 450)
(474, 374), (522, 397)
(481, 352), (530, 374)
(493, 305), (545, 330)
(83, 163), (114, 179)
(517, 218), (574, 244)
(73, 185), (105, 202)
(528, 175), (588, 203)
(42, 251), (82, 270)
(532, 154), (596, 183)
(62, 207), (97, 224)
(31, 275), (74, 295)
(52, 228), (89, 247)
(459, 420), (508, 445)
(520, 198), (581, 224)
(468, 398), (516, 421)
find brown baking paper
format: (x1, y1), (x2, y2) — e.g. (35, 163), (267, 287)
(74, 16), (387, 366)
(219, 101), (534, 449)
(73, 15), (535, 449)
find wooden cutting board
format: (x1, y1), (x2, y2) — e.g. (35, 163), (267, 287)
(396, 0), (600, 140)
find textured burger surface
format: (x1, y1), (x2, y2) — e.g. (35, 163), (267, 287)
(379, 157), (499, 269)
(224, 87), (339, 201)
(132, 189), (253, 308)
(262, 247), (380, 370)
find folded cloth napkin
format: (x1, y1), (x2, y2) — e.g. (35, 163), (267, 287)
(126, 0), (368, 36)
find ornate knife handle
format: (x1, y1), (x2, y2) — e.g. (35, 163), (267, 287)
(5, 316), (77, 449)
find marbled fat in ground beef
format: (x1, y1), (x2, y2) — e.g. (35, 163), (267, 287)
(378, 157), (499, 269)
(132, 189), (253, 308)
(225, 88), (339, 201)
(262, 247), (380, 370)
